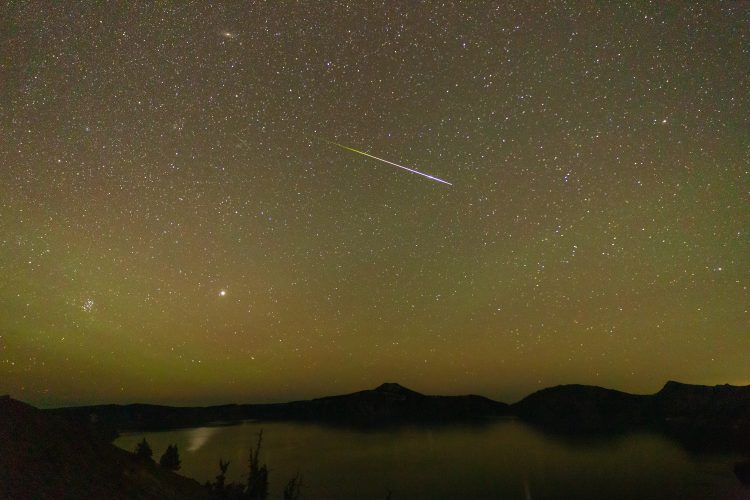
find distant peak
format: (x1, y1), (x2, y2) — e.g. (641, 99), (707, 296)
(658, 380), (691, 393)
(0, 395), (37, 414)
(662, 380), (684, 389)
(658, 380), (721, 394)
(373, 383), (421, 396)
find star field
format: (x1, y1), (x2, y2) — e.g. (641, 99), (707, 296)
(1, 2), (748, 406)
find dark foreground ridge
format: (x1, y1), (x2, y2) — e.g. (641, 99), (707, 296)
(0, 395), (210, 499)
(45, 380), (750, 452)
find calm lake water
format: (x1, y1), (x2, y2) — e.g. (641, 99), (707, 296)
(115, 419), (747, 499)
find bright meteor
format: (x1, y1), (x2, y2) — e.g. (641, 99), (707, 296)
(322, 140), (452, 186)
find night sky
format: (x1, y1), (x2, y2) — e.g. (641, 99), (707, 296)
(1, 2), (748, 407)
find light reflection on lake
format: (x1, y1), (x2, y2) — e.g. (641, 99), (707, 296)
(185, 426), (219, 452)
(115, 419), (747, 499)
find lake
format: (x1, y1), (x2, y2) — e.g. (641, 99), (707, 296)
(114, 419), (747, 499)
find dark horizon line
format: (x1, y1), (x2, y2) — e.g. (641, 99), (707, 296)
(19, 378), (750, 411)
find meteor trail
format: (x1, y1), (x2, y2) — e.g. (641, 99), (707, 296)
(322, 139), (452, 186)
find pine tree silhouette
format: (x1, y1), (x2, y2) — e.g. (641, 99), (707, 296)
(214, 459), (230, 495)
(134, 438), (153, 461)
(246, 430), (269, 500)
(159, 444), (181, 471)
(283, 472), (302, 500)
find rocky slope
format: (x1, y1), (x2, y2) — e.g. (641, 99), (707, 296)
(0, 395), (210, 499)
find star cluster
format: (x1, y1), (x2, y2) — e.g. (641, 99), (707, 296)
(1, 2), (748, 406)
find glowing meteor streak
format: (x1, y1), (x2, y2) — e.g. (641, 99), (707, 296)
(322, 140), (452, 186)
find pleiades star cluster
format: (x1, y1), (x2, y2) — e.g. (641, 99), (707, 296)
(1, 2), (747, 406)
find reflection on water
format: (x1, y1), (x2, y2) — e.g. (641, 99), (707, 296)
(115, 419), (746, 499)
(186, 426), (219, 452)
